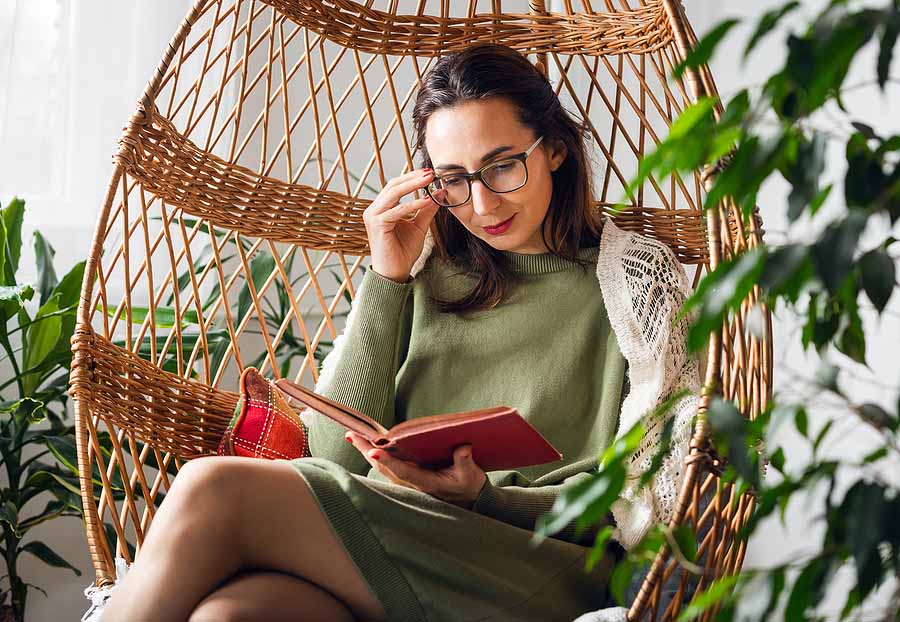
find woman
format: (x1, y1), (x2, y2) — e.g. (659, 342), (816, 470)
(100, 43), (700, 622)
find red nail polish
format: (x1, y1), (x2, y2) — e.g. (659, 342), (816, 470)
(345, 434), (353, 443)
(371, 452), (381, 461)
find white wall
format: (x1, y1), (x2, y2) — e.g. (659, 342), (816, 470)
(0, 3), (195, 620)
(1, 1), (897, 620)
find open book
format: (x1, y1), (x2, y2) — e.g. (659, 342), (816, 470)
(274, 378), (563, 471)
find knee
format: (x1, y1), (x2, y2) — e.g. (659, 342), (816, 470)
(188, 596), (251, 622)
(158, 457), (247, 536)
(173, 456), (263, 501)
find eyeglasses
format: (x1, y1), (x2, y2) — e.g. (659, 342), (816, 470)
(424, 135), (544, 208)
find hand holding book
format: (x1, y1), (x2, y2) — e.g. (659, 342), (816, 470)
(345, 429), (488, 509)
(274, 378), (563, 471)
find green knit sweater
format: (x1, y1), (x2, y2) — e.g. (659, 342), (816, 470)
(306, 245), (629, 543)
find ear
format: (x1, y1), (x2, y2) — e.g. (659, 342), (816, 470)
(546, 139), (567, 173)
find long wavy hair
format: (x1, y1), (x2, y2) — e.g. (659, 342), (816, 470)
(412, 43), (603, 315)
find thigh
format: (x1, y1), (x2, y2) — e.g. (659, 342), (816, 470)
(188, 570), (353, 622)
(176, 456), (386, 621)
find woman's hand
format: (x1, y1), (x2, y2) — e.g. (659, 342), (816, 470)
(363, 168), (441, 283)
(345, 431), (487, 509)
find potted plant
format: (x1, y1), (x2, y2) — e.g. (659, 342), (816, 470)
(0, 197), (87, 622)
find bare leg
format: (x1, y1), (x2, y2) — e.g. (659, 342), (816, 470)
(100, 456), (387, 622)
(188, 570), (354, 622)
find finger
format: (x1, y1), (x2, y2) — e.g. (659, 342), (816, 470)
(371, 171), (434, 215)
(368, 456), (423, 491)
(381, 195), (437, 222)
(345, 432), (378, 463)
(411, 200), (441, 229)
(452, 445), (473, 464)
(368, 449), (434, 491)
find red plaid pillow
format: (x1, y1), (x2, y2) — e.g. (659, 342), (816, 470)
(218, 366), (311, 460)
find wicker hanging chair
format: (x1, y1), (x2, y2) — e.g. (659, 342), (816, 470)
(68, 1), (771, 620)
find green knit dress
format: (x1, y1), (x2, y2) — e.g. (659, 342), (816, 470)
(290, 244), (629, 622)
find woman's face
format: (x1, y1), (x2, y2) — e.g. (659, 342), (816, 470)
(424, 97), (566, 254)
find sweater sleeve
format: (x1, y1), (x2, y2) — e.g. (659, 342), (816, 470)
(470, 459), (612, 546)
(304, 267), (414, 475)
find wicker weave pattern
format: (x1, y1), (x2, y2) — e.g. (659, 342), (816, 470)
(262, 0), (673, 56)
(117, 106), (371, 253)
(67, 2), (772, 620)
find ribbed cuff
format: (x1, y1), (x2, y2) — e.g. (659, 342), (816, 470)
(471, 478), (551, 525)
(471, 479), (604, 545)
(367, 267), (414, 286)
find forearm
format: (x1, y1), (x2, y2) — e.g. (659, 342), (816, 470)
(306, 268), (413, 474)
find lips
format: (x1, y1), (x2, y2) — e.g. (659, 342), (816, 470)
(483, 214), (515, 233)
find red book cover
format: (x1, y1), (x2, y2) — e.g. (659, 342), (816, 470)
(274, 378), (563, 471)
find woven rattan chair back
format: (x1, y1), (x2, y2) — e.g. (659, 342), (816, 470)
(68, 1), (772, 620)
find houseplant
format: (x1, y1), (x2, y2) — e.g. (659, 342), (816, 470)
(0, 197), (88, 622)
(541, 2), (900, 619)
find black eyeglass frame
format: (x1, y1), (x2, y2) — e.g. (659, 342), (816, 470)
(424, 135), (544, 208)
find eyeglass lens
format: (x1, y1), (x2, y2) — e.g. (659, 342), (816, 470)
(427, 159), (527, 207)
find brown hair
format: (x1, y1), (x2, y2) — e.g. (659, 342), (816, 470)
(412, 43), (602, 315)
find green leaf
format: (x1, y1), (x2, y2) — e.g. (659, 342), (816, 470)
(0, 501), (21, 537)
(708, 398), (758, 487)
(671, 524), (697, 564)
(534, 467), (625, 542)
(811, 211), (867, 294)
(744, 2), (801, 59)
(23, 293), (62, 393)
(785, 557), (826, 620)
(761, 567), (786, 620)
(21, 541), (81, 576)
(769, 447), (786, 473)
(794, 406), (808, 438)
(878, 6), (900, 89)
(859, 248), (895, 312)
(845, 131), (887, 211)
(96, 303), (200, 328)
(0, 283), (35, 322)
(49, 260), (85, 310)
(677, 574), (740, 621)
(680, 247), (766, 352)
(785, 130), (827, 222)
(33, 231), (59, 306)
(609, 558), (636, 606)
(862, 446), (888, 463)
(856, 402), (896, 431)
(1, 197), (25, 284)
(0, 397), (46, 423)
(583, 525), (615, 572)
(842, 482), (886, 599)
(760, 243), (813, 303)
(812, 419), (834, 454)
(675, 19), (740, 79)
(625, 97), (719, 201)
(236, 253), (276, 323)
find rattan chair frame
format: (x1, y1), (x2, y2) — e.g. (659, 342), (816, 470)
(68, 2), (772, 620)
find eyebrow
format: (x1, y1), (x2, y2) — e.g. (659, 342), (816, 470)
(433, 145), (514, 171)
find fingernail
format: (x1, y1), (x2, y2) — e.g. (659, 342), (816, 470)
(370, 451), (381, 461)
(345, 434), (353, 443)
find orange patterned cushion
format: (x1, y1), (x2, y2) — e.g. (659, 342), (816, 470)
(218, 366), (311, 460)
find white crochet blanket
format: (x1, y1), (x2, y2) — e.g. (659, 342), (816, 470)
(83, 217), (701, 622)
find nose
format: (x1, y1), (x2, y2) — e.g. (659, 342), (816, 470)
(470, 179), (500, 216)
